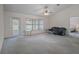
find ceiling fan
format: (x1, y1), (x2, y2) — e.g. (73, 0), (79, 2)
(33, 4), (60, 16)
(43, 6), (52, 15)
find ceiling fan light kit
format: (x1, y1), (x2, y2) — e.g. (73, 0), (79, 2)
(43, 9), (49, 15)
(44, 12), (49, 15)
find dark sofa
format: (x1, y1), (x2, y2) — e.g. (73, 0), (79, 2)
(48, 27), (67, 36)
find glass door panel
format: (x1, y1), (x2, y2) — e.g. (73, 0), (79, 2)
(12, 18), (20, 36)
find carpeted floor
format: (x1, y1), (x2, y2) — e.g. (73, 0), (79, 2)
(1, 33), (79, 54)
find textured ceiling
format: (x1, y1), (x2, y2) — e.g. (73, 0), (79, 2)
(4, 4), (73, 16)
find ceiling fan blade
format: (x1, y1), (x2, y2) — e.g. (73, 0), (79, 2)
(33, 7), (43, 12)
(49, 12), (54, 13)
(49, 10), (56, 13)
(35, 14), (45, 17)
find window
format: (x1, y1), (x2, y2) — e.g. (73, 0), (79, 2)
(25, 19), (32, 31)
(25, 18), (44, 31)
(33, 20), (39, 30)
(38, 20), (44, 30)
(12, 17), (20, 36)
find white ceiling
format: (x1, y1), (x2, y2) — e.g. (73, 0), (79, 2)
(4, 4), (73, 16)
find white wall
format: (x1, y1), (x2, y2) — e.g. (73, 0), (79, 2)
(49, 5), (79, 32)
(4, 11), (49, 38)
(0, 5), (4, 53)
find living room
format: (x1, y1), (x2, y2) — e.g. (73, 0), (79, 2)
(0, 4), (79, 54)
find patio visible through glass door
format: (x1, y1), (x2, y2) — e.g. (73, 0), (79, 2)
(12, 17), (20, 36)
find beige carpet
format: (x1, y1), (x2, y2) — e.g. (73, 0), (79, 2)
(1, 33), (79, 54)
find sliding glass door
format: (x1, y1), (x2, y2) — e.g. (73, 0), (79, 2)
(12, 17), (20, 36)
